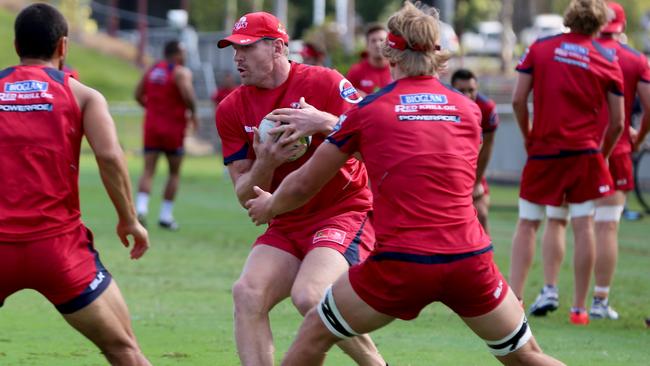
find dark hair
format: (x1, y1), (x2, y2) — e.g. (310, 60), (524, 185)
(451, 69), (476, 85)
(164, 40), (182, 58)
(365, 23), (387, 39)
(15, 3), (68, 59)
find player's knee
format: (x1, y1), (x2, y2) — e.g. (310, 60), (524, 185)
(100, 336), (143, 365)
(232, 278), (269, 314)
(316, 285), (360, 339)
(291, 287), (322, 315)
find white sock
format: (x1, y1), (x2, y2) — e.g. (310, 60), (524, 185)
(136, 192), (149, 215)
(159, 200), (174, 222)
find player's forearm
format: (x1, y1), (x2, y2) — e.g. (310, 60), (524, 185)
(268, 169), (322, 217)
(512, 101), (530, 141)
(636, 112), (650, 150)
(475, 133), (494, 183)
(601, 119), (624, 159)
(96, 153), (138, 223)
(314, 113), (340, 136)
(234, 162), (276, 207)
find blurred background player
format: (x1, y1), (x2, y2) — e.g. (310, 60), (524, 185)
(247, 3), (564, 366)
(211, 71), (238, 107)
(215, 11), (385, 366)
(346, 23), (391, 97)
(529, 1), (650, 322)
(0, 4), (150, 364)
(300, 42), (327, 66)
(509, 0), (624, 325)
(134, 40), (198, 231)
(451, 68), (500, 234)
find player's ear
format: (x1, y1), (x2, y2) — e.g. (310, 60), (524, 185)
(56, 36), (68, 61)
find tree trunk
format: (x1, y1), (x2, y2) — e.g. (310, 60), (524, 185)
(500, 0), (515, 73)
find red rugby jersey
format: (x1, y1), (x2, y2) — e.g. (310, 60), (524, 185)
(327, 76), (490, 254)
(346, 58), (392, 96)
(516, 32), (624, 156)
(216, 62), (371, 227)
(0, 65), (83, 242)
(143, 61), (187, 133)
(596, 36), (650, 155)
(476, 93), (499, 133)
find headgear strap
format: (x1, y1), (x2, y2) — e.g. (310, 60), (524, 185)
(386, 32), (440, 52)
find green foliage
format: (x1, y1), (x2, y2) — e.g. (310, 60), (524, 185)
(454, 0), (502, 34)
(0, 8), (140, 102)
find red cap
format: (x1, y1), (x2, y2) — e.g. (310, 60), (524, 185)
(217, 12), (289, 48)
(602, 1), (626, 34)
(300, 43), (324, 59)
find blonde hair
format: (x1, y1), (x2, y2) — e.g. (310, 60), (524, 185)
(563, 0), (609, 35)
(382, 1), (450, 77)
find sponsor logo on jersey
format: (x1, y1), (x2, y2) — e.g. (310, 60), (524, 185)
(599, 184), (611, 193)
(560, 42), (589, 56)
(0, 103), (53, 112)
(360, 79), (374, 88)
(339, 79), (362, 104)
(148, 68), (168, 84)
(313, 228), (347, 245)
(400, 93), (448, 105)
(233, 16), (248, 31)
(4, 80), (48, 93)
(245, 125), (255, 133)
(394, 104), (457, 112)
(616, 178), (627, 186)
(398, 114), (460, 122)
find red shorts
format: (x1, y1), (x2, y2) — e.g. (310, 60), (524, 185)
(520, 152), (614, 206)
(608, 153), (633, 191)
(254, 211), (374, 265)
(0, 225), (112, 314)
(143, 125), (185, 155)
(349, 245), (507, 319)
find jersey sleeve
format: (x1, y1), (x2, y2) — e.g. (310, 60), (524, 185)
(322, 68), (363, 116)
(326, 107), (362, 155)
(479, 97), (499, 133)
(215, 97), (251, 165)
(515, 44), (535, 74)
(608, 62), (625, 96)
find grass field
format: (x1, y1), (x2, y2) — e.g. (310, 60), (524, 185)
(1, 114), (649, 365)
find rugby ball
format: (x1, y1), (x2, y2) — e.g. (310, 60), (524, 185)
(258, 118), (311, 162)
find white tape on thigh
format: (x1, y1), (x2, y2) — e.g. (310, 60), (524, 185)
(568, 200), (595, 217)
(545, 205), (569, 220)
(485, 314), (533, 356)
(317, 285), (359, 339)
(518, 198), (544, 220)
(594, 205), (624, 222)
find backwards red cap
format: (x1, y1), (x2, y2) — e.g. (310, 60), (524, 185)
(602, 1), (626, 34)
(217, 12), (289, 48)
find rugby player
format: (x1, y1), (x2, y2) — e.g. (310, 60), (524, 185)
(451, 68), (500, 234)
(347, 23), (392, 97)
(509, 0), (624, 325)
(528, 1), (650, 321)
(215, 11), (385, 366)
(0, 4), (150, 364)
(134, 40), (198, 231)
(247, 3), (564, 365)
